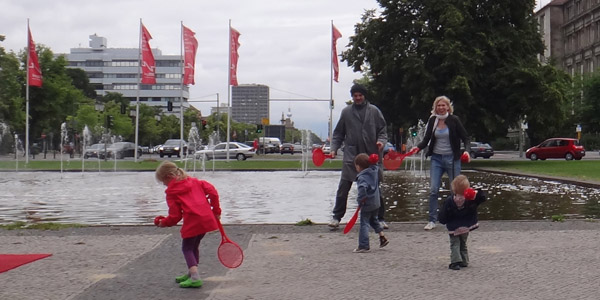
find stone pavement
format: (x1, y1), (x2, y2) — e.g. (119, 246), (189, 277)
(2, 221), (600, 300)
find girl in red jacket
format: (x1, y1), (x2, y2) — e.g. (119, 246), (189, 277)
(154, 161), (221, 288)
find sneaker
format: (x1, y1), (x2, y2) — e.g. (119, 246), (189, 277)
(379, 236), (389, 248)
(352, 248), (370, 253)
(380, 221), (389, 229)
(328, 218), (340, 228)
(179, 278), (203, 288)
(175, 274), (189, 283)
(424, 222), (436, 230)
(448, 262), (461, 270)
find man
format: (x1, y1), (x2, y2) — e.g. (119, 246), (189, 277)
(329, 84), (388, 228)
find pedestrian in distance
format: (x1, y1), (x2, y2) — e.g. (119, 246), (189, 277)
(412, 95), (470, 231)
(352, 153), (389, 253)
(329, 83), (389, 229)
(154, 161), (221, 288)
(438, 175), (487, 270)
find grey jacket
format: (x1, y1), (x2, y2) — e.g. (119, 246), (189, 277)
(331, 101), (387, 182)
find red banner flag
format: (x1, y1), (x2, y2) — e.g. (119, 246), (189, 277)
(332, 24), (342, 83)
(229, 27), (241, 86)
(140, 23), (156, 84)
(182, 25), (198, 85)
(28, 27), (43, 87)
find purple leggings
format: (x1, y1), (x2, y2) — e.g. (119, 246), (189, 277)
(182, 234), (205, 268)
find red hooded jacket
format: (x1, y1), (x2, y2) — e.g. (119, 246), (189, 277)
(161, 177), (221, 238)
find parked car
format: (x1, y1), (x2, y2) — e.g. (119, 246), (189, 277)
(469, 142), (494, 159)
(83, 143), (106, 159)
(526, 138), (585, 161)
(383, 142), (396, 155)
(159, 139), (188, 158)
(195, 142), (255, 161)
(280, 143), (295, 154)
(105, 142), (142, 159)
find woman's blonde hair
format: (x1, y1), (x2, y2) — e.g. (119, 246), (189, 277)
(451, 175), (470, 195)
(431, 95), (454, 115)
(155, 160), (188, 183)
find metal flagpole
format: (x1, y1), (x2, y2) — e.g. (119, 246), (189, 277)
(25, 19), (31, 164)
(134, 19), (142, 162)
(179, 21), (185, 158)
(226, 20), (232, 162)
(329, 20), (334, 145)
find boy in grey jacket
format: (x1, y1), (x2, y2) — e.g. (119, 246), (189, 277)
(353, 153), (389, 253)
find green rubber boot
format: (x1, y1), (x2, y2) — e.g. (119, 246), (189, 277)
(175, 274), (189, 283)
(179, 278), (203, 288)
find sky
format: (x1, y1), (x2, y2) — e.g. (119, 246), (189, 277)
(0, 0), (381, 140)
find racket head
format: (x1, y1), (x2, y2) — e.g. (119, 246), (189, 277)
(343, 207), (360, 234)
(218, 240), (244, 269)
(312, 148), (325, 166)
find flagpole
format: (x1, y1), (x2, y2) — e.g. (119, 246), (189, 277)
(179, 22), (185, 158)
(25, 19), (31, 164)
(135, 19), (141, 163)
(329, 20), (334, 145)
(226, 20), (232, 162)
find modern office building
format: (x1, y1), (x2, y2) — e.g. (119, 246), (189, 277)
(536, 0), (600, 76)
(231, 84), (269, 124)
(61, 34), (189, 115)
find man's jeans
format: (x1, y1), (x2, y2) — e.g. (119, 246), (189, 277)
(428, 154), (461, 222)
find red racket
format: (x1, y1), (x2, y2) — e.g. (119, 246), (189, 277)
(312, 147), (333, 167)
(215, 218), (244, 269)
(383, 147), (418, 170)
(343, 205), (361, 234)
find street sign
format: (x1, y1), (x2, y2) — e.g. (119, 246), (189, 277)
(261, 118), (269, 125)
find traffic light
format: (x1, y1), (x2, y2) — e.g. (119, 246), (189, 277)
(256, 124), (263, 133)
(411, 130), (417, 137)
(167, 101), (173, 112)
(106, 115), (114, 129)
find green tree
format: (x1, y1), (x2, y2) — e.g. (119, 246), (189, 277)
(343, 0), (570, 143)
(0, 36), (25, 137)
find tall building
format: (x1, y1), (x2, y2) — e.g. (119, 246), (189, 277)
(231, 84), (269, 124)
(536, 0), (598, 76)
(61, 34), (189, 115)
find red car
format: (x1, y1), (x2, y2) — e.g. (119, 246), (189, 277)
(525, 138), (585, 161)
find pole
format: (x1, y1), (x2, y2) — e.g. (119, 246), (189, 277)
(25, 19), (31, 164)
(134, 19), (142, 163)
(226, 20), (232, 162)
(216, 93), (220, 140)
(328, 20), (334, 145)
(179, 21), (185, 157)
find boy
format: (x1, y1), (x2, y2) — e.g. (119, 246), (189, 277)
(353, 153), (389, 253)
(438, 174), (486, 270)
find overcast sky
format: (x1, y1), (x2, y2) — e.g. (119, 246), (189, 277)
(1, 0), (382, 140)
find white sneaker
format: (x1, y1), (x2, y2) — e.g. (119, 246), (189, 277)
(328, 218), (340, 228)
(424, 222), (436, 230)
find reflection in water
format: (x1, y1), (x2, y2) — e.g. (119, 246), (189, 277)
(0, 170), (599, 225)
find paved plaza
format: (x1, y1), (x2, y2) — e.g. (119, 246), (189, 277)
(2, 221), (600, 300)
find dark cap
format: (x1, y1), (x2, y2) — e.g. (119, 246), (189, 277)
(350, 84), (368, 97)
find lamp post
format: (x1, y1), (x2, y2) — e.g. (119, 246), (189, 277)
(519, 117), (528, 158)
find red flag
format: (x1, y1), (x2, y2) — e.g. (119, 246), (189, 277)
(28, 27), (43, 87)
(229, 27), (241, 86)
(182, 25), (198, 85)
(332, 24), (342, 83)
(140, 23), (156, 84)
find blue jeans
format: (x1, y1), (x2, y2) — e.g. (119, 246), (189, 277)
(358, 208), (383, 249)
(428, 154), (461, 222)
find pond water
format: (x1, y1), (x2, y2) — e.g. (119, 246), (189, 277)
(1, 170), (599, 225)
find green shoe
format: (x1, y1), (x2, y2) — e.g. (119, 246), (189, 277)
(175, 274), (189, 283)
(179, 278), (203, 288)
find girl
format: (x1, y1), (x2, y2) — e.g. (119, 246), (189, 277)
(155, 161), (221, 288)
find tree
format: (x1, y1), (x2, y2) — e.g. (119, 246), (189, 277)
(342, 0), (571, 143)
(0, 36), (25, 138)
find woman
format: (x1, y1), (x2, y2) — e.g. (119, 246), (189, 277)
(413, 96), (470, 231)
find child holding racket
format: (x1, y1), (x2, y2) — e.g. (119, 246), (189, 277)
(438, 175), (487, 270)
(353, 153), (389, 253)
(154, 161), (221, 288)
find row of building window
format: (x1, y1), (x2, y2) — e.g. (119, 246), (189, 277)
(565, 0), (600, 22)
(106, 84), (182, 90)
(69, 60), (182, 67)
(89, 73), (182, 79)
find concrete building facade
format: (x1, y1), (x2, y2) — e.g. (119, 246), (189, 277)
(231, 84), (269, 125)
(62, 34), (189, 115)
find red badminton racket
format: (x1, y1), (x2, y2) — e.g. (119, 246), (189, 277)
(383, 147), (419, 170)
(215, 218), (244, 269)
(343, 205), (361, 234)
(312, 147), (333, 167)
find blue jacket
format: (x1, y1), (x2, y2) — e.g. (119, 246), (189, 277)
(356, 165), (380, 212)
(438, 189), (487, 234)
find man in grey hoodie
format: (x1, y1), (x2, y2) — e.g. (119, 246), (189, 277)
(329, 84), (388, 228)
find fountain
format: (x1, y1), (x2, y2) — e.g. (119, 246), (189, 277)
(187, 122), (201, 171)
(60, 122), (68, 174)
(81, 125), (93, 174)
(406, 119), (427, 176)
(0, 122), (10, 155)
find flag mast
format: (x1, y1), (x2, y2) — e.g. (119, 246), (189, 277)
(179, 21), (185, 158)
(329, 20), (334, 145)
(226, 20), (232, 162)
(135, 19), (142, 163)
(25, 19), (31, 164)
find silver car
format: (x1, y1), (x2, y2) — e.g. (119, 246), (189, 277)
(195, 142), (255, 161)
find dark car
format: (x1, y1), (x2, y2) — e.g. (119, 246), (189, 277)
(159, 139), (188, 158)
(526, 138), (585, 161)
(280, 143), (295, 154)
(469, 142), (494, 159)
(105, 142), (142, 159)
(83, 143), (107, 159)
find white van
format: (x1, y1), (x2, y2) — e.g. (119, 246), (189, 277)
(259, 137), (281, 147)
